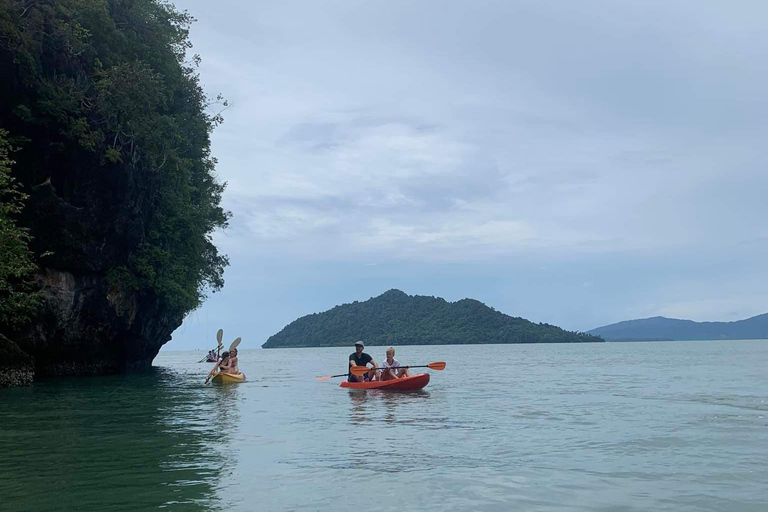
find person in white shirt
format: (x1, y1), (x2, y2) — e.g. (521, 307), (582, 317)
(380, 346), (411, 381)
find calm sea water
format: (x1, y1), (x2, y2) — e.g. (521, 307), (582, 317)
(1, 341), (767, 512)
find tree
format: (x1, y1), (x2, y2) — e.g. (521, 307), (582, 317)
(0, 0), (230, 319)
(0, 129), (38, 329)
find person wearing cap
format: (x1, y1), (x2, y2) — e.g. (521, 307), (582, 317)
(348, 341), (379, 382)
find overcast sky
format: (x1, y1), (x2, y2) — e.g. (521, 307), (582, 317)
(168, 0), (768, 350)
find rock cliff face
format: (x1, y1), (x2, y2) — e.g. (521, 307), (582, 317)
(22, 269), (182, 377)
(0, 163), (183, 381)
(11, 164), (183, 377)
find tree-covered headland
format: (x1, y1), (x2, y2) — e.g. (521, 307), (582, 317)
(263, 290), (603, 348)
(0, 0), (230, 379)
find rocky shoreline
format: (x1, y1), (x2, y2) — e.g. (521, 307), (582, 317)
(0, 266), (180, 387)
(0, 333), (34, 387)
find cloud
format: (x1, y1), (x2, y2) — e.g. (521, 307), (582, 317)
(182, 0), (768, 264)
(168, 0), (768, 346)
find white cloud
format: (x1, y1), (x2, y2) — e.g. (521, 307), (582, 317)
(170, 0), (768, 345)
(183, 0), (768, 264)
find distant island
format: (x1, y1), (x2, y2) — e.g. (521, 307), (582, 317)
(588, 313), (768, 341)
(262, 289), (602, 348)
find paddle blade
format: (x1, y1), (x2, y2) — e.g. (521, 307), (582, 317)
(350, 365), (370, 376)
(315, 375), (332, 381)
(428, 361), (447, 371)
(229, 337), (241, 351)
(216, 329), (223, 344)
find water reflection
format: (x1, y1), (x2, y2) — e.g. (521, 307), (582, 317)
(347, 390), (372, 423)
(347, 389), (432, 424)
(342, 389), (440, 474)
(0, 367), (240, 512)
(379, 390), (430, 424)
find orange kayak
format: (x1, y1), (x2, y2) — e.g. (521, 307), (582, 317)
(340, 373), (429, 391)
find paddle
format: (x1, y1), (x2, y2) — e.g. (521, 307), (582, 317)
(229, 337), (241, 351)
(350, 361), (446, 377)
(205, 359), (223, 383)
(315, 372), (354, 382)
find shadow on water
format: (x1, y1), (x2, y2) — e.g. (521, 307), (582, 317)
(0, 367), (241, 512)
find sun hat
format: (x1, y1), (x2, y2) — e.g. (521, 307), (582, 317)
(355, 340), (365, 348)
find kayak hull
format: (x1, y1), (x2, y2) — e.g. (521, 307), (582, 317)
(340, 373), (429, 391)
(212, 372), (246, 384)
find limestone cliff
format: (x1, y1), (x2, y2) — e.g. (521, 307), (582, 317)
(0, 0), (229, 383)
(1, 165), (187, 380)
(13, 168), (184, 377)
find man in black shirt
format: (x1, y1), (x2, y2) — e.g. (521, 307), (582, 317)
(348, 340), (379, 382)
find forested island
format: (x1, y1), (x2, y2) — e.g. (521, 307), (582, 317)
(262, 289), (602, 348)
(0, 0), (228, 386)
(588, 313), (768, 341)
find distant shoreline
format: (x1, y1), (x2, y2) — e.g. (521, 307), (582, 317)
(589, 313), (768, 341)
(163, 338), (768, 352)
(262, 340), (605, 349)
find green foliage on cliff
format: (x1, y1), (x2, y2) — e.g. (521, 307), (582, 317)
(263, 289), (603, 348)
(0, 130), (39, 329)
(0, 0), (229, 317)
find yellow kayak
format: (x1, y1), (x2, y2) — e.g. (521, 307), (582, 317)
(212, 372), (246, 384)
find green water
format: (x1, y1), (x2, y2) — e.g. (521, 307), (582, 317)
(1, 341), (767, 511)
(1, 370), (229, 511)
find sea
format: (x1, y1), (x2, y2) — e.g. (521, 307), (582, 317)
(1, 340), (766, 512)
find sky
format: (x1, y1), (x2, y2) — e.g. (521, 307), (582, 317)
(168, 0), (768, 350)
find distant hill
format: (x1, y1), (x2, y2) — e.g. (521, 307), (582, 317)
(588, 313), (768, 341)
(262, 289), (602, 348)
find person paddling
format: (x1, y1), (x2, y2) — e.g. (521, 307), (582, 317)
(219, 348), (245, 379)
(227, 348), (244, 376)
(348, 340), (378, 382)
(205, 351), (230, 383)
(380, 346), (411, 381)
